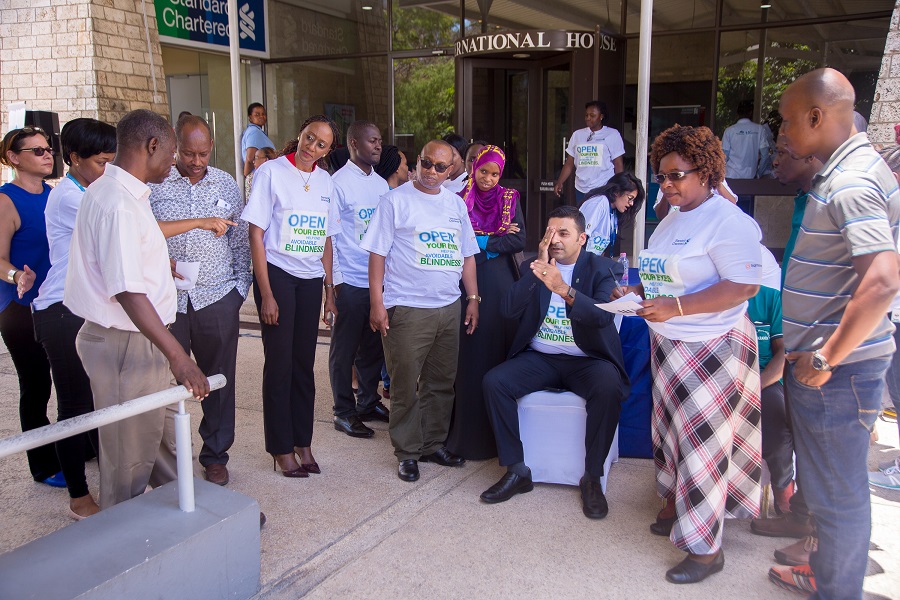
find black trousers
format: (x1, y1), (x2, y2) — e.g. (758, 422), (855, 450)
(171, 288), (242, 467)
(254, 264), (321, 454)
(760, 381), (795, 490)
(32, 302), (97, 498)
(483, 350), (626, 478)
(328, 283), (384, 418)
(0, 301), (59, 481)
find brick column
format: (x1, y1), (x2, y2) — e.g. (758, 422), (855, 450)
(869, 0), (900, 145)
(0, 0), (168, 132)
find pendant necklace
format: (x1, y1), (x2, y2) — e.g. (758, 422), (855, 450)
(298, 167), (312, 192)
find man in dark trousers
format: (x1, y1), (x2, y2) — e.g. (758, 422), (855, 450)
(481, 205), (629, 519)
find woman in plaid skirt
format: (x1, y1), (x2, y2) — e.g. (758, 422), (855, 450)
(614, 125), (763, 584)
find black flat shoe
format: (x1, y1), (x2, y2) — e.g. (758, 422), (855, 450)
(334, 415), (374, 438)
(480, 472), (534, 504)
(357, 401), (390, 423)
(650, 515), (676, 536)
(665, 551), (725, 584)
(420, 447), (465, 467)
(398, 459), (419, 482)
(579, 477), (608, 519)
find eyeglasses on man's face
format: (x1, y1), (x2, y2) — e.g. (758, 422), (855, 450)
(418, 156), (451, 173)
(654, 168), (699, 184)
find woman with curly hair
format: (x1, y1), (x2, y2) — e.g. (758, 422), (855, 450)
(614, 125), (763, 584)
(241, 114), (340, 477)
(580, 171), (645, 257)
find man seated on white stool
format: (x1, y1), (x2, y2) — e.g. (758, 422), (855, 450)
(481, 206), (629, 519)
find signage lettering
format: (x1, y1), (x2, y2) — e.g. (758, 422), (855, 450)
(455, 29), (618, 58)
(156, 0), (267, 58)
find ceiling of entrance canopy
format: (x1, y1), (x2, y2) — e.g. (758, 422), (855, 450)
(397, 0), (895, 37)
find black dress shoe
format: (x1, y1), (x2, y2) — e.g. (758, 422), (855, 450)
(357, 400), (390, 423)
(579, 477), (608, 519)
(333, 415), (374, 438)
(665, 551), (725, 584)
(480, 472), (534, 503)
(398, 459), (419, 482)
(420, 447), (465, 467)
(650, 515), (676, 536)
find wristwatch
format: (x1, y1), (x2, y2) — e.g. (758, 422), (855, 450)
(566, 286), (576, 299)
(811, 350), (833, 372)
(6, 269), (18, 284)
(466, 294), (481, 303)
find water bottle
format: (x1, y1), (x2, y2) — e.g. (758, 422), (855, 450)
(617, 253), (629, 287)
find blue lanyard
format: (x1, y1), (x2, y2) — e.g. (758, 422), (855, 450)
(66, 173), (86, 192)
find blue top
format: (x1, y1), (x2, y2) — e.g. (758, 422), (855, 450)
(240, 123), (275, 164)
(0, 182), (52, 313)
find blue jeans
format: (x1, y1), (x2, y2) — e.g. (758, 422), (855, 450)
(887, 326), (900, 437)
(786, 357), (889, 600)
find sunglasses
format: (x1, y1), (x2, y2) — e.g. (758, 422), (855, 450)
(418, 156), (451, 173)
(18, 146), (55, 157)
(654, 168), (698, 184)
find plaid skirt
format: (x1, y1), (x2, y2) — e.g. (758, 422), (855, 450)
(650, 315), (762, 555)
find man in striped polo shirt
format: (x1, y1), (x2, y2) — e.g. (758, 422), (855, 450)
(775, 68), (900, 599)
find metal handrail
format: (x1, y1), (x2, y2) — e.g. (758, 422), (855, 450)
(0, 374), (226, 513)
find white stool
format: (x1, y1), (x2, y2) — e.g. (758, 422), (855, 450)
(517, 390), (619, 492)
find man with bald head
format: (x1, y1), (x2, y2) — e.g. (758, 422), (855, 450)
(772, 68), (900, 598)
(150, 115), (251, 486)
(361, 140), (480, 481)
(66, 109), (210, 508)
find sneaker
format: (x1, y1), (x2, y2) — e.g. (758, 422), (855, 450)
(876, 456), (900, 473)
(868, 461), (900, 490)
(769, 564), (816, 595)
(774, 535), (817, 566)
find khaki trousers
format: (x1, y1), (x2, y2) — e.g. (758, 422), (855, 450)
(76, 321), (177, 510)
(382, 301), (460, 460)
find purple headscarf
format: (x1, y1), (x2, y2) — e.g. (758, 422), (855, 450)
(459, 145), (518, 236)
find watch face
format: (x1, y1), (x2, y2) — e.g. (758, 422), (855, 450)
(811, 355), (823, 370)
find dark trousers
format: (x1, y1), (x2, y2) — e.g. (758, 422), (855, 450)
(170, 288), (242, 467)
(760, 381), (794, 490)
(254, 264), (321, 454)
(329, 283), (384, 418)
(32, 302), (97, 498)
(0, 300), (59, 481)
(483, 350), (626, 478)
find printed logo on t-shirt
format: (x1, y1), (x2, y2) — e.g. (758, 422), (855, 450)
(355, 205), (377, 241)
(754, 322), (771, 343)
(639, 252), (685, 299)
(535, 301), (577, 346)
(415, 227), (462, 269)
(590, 233), (610, 255)
(575, 143), (606, 168)
(280, 210), (328, 256)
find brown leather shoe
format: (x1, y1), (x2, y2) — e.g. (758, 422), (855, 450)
(205, 463), (229, 486)
(750, 514), (815, 538)
(775, 535), (817, 566)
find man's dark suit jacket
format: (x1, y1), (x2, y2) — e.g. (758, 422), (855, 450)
(501, 249), (629, 383)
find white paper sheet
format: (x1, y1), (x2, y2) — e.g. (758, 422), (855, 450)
(174, 260), (201, 291)
(595, 292), (644, 315)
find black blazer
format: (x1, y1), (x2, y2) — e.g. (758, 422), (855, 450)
(502, 249), (628, 382)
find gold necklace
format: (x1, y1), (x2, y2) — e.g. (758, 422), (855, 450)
(297, 166), (313, 192)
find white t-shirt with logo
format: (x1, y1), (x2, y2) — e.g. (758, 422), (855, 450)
(332, 161), (390, 288)
(529, 262), (587, 356)
(361, 181), (479, 309)
(241, 156), (339, 279)
(640, 194), (762, 342)
(567, 126), (625, 193)
(580, 194), (615, 255)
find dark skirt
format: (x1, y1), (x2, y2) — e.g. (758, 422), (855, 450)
(446, 252), (518, 460)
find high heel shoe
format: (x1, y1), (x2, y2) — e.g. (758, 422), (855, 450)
(271, 453), (308, 478)
(301, 462), (321, 474)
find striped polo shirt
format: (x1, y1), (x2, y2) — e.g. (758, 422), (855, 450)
(783, 133), (900, 363)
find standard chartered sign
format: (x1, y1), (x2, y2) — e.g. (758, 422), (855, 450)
(156, 0), (267, 58)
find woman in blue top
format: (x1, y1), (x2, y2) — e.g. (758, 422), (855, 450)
(0, 126), (62, 486)
(579, 171), (645, 257)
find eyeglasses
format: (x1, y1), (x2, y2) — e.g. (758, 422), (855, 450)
(418, 156), (451, 173)
(654, 168), (699, 184)
(18, 147), (55, 157)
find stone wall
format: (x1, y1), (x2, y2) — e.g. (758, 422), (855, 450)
(870, 0), (900, 145)
(0, 0), (168, 133)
